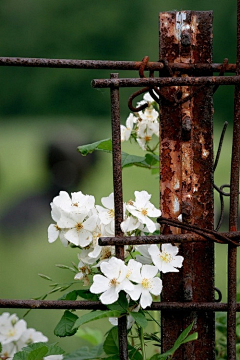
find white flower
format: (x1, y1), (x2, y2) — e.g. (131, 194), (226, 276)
(44, 356), (64, 360)
(17, 328), (48, 348)
(125, 191), (161, 233)
(74, 260), (91, 281)
(126, 259), (162, 309)
(1, 342), (16, 359)
(90, 257), (134, 304)
(57, 212), (98, 247)
(120, 215), (140, 234)
(0, 313), (27, 344)
(138, 108), (159, 123)
(121, 114), (136, 141)
(96, 193), (115, 233)
(148, 244), (184, 273)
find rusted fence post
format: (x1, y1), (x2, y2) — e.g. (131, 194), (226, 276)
(159, 12), (215, 359)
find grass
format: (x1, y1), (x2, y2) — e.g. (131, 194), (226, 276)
(0, 116), (239, 353)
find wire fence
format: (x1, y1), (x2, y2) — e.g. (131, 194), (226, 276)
(1, 4), (240, 360)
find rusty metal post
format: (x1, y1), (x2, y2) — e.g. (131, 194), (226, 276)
(227, 1), (240, 358)
(159, 11), (215, 359)
(110, 73), (128, 360)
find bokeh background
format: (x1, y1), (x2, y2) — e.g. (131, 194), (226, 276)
(0, 0), (239, 354)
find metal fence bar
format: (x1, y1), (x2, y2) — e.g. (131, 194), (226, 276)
(0, 5), (239, 360)
(0, 56), (237, 72)
(227, 1), (240, 358)
(92, 75), (240, 88)
(1, 299), (240, 311)
(110, 73), (128, 360)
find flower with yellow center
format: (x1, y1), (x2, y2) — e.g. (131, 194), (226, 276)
(90, 257), (134, 305)
(126, 259), (162, 309)
(148, 244), (184, 274)
(125, 190), (161, 233)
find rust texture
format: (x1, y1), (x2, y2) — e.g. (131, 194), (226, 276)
(227, 1), (240, 358)
(92, 75), (240, 88)
(110, 73), (128, 360)
(1, 298), (240, 312)
(0, 56), (237, 72)
(159, 11), (214, 359)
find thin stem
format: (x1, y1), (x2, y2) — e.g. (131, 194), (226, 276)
(140, 326), (147, 360)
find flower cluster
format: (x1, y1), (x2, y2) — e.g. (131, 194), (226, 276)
(120, 92), (159, 150)
(48, 190), (184, 310)
(0, 312), (62, 360)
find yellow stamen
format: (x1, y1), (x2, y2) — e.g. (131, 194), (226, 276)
(75, 223), (83, 231)
(142, 278), (151, 289)
(160, 251), (172, 263)
(141, 208), (148, 216)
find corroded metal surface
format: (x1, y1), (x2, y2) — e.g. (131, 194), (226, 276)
(0, 56), (237, 72)
(159, 11), (214, 359)
(227, 1), (240, 358)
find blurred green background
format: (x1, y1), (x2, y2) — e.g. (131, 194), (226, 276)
(0, 0), (239, 354)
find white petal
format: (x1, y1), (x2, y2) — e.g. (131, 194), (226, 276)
(162, 243), (179, 256)
(141, 264), (158, 279)
(90, 274), (110, 293)
(140, 289), (152, 309)
(101, 193), (114, 209)
(100, 257), (122, 279)
(100, 287), (119, 304)
(48, 224), (59, 243)
(126, 284), (142, 301)
(127, 259), (142, 283)
(149, 277), (162, 296)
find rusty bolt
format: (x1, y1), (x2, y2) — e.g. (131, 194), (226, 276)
(181, 29), (191, 46)
(182, 115), (192, 141)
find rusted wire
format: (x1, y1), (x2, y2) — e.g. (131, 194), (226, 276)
(0, 56), (237, 72)
(98, 231), (240, 246)
(158, 217), (240, 246)
(92, 75), (240, 88)
(1, 298), (240, 311)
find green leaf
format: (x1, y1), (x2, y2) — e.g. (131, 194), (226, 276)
(54, 310), (78, 337)
(103, 326), (119, 355)
(63, 344), (104, 359)
(0, 342), (2, 353)
(58, 290), (78, 301)
(73, 310), (122, 329)
(180, 332), (198, 345)
(128, 344), (143, 360)
(13, 343), (64, 360)
(78, 138), (112, 156)
(144, 153), (159, 166)
(236, 324), (240, 338)
(27, 346), (48, 360)
(76, 327), (103, 346)
(129, 311), (148, 328)
(121, 153), (147, 168)
(174, 322), (194, 347)
(106, 291), (128, 312)
(75, 289), (99, 301)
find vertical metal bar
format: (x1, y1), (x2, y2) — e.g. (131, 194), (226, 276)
(227, 1), (240, 357)
(110, 73), (128, 360)
(159, 11), (215, 359)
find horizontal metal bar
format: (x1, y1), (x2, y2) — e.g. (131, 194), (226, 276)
(0, 298), (240, 311)
(92, 75), (240, 88)
(98, 231), (240, 246)
(0, 56), (236, 73)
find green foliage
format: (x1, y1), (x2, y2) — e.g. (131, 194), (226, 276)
(54, 310), (78, 337)
(78, 139), (159, 169)
(148, 322), (198, 360)
(63, 344), (104, 360)
(73, 310), (122, 329)
(76, 327), (103, 346)
(12, 342), (64, 360)
(215, 311), (240, 359)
